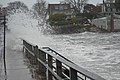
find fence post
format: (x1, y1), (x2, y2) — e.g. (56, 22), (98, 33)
(70, 68), (77, 80)
(23, 40), (27, 57)
(48, 54), (53, 80)
(23, 40), (25, 52)
(33, 46), (38, 65)
(28, 46), (33, 64)
(56, 60), (63, 78)
(38, 50), (46, 80)
(24, 41), (29, 59)
(23, 40), (27, 54)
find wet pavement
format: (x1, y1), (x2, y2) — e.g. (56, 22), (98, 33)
(6, 31), (35, 80)
(0, 27), (4, 80)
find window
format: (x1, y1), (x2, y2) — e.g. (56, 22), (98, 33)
(64, 5), (68, 9)
(59, 6), (63, 10)
(55, 6), (59, 10)
(106, 3), (110, 7)
(113, 9), (116, 12)
(107, 8), (111, 12)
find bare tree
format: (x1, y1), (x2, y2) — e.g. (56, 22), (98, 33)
(32, 0), (46, 18)
(8, 1), (28, 11)
(65, 0), (88, 14)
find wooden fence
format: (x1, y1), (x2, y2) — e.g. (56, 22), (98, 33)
(23, 39), (106, 80)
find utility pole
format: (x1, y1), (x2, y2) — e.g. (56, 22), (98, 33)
(3, 14), (7, 80)
(110, 14), (114, 32)
(0, 7), (7, 80)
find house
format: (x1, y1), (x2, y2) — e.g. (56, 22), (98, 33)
(91, 14), (120, 31)
(0, 7), (2, 15)
(0, 7), (7, 16)
(91, 0), (120, 32)
(2, 7), (7, 15)
(102, 0), (120, 16)
(48, 2), (73, 18)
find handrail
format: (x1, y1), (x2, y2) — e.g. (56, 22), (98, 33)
(42, 48), (105, 80)
(23, 39), (106, 80)
(42, 47), (74, 63)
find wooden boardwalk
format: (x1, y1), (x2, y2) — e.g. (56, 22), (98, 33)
(23, 39), (106, 80)
(5, 32), (35, 80)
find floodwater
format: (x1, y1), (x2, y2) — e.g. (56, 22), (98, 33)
(0, 27), (35, 80)
(5, 31), (35, 80)
(46, 32), (120, 80)
(5, 11), (120, 80)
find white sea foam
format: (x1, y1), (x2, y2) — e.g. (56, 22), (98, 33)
(6, 9), (120, 80)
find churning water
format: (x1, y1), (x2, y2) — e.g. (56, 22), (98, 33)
(48, 32), (120, 80)
(6, 11), (120, 80)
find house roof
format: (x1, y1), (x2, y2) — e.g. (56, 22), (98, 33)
(48, 2), (60, 4)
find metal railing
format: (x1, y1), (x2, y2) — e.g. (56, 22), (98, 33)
(23, 39), (106, 80)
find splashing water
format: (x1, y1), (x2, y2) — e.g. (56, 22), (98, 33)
(7, 10), (120, 80)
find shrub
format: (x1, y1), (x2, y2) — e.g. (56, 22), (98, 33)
(49, 13), (66, 21)
(48, 13), (67, 26)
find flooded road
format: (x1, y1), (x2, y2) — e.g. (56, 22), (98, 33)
(5, 31), (35, 80)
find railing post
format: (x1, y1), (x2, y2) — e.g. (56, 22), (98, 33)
(38, 50), (46, 80)
(23, 40), (27, 57)
(56, 60), (63, 78)
(33, 46), (38, 65)
(48, 54), (53, 80)
(70, 68), (77, 80)
(25, 46), (29, 59)
(23, 40), (25, 52)
(25, 42), (32, 63)
(23, 40), (27, 54)
(29, 46), (33, 64)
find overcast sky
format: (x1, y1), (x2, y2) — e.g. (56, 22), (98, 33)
(0, 0), (103, 8)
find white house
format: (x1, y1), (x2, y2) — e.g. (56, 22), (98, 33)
(91, 15), (120, 31)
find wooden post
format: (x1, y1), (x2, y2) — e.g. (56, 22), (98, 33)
(29, 46), (33, 64)
(25, 48), (29, 59)
(23, 40), (25, 53)
(56, 60), (62, 78)
(33, 46), (38, 65)
(85, 76), (87, 80)
(38, 50), (46, 79)
(70, 68), (77, 80)
(24, 41), (31, 61)
(23, 40), (26, 56)
(110, 14), (114, 32)
(48, 55), (53, 80)
(37, 50), (41, 75)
